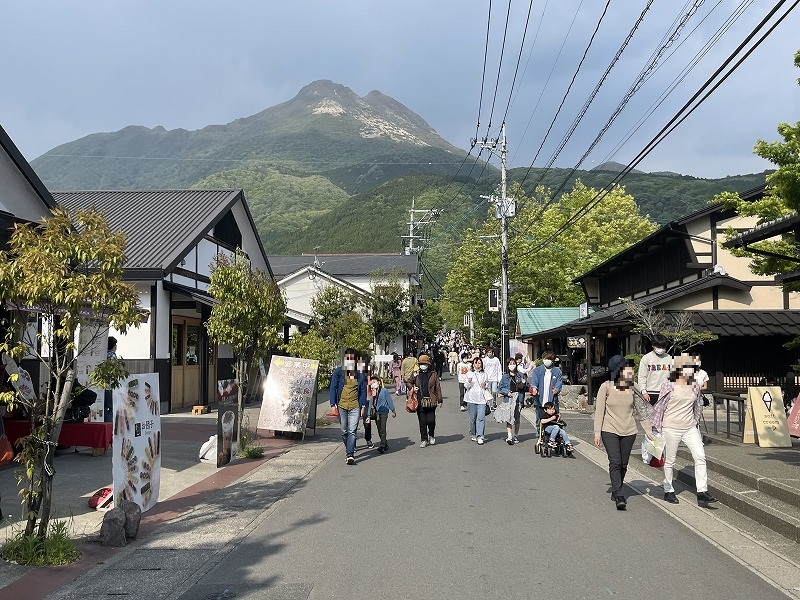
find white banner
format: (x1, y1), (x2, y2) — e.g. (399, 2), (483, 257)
(112, 373), (161, 512)
(257, 356), (319, 435)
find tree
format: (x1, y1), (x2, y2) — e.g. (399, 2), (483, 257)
(367, 272), (414, 352)
(622, 298), (717, 353)
(309, 286), (371, 354)
(283, 327), (338, 389)
(206, 250), (286, 439)
(420, 299), (445, 342)
(0, 207), (143, 542)
(442, 181), (657, 336)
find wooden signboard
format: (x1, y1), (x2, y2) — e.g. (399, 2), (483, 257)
(745, 386), (791, 448)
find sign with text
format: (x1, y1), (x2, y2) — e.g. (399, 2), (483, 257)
(787, 394), (800, 438)
(257, 356), (319, 436)
(744, 386), (791, 448)
(112, 373), (161, 512)
(216, 379), (239, 467)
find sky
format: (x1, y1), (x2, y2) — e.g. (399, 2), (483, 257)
(1, 1), (798, 180)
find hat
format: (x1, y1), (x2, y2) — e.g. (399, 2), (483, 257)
(418, 354), (432, 365)
(607, 354), (626, 381)
(672, 353), (695, 370)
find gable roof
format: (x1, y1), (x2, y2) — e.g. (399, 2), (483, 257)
(278, 265), (370, 298)
(0, 124), (56, 215)
(268, 253), (419, 278)
(53, 189), (265, 277)
(517, 307), (582, 339)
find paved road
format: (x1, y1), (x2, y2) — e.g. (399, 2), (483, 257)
(179, 375), (791, 600)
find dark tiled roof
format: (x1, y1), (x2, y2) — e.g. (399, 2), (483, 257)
(693, 311), (800, 336)
(54, 189), (244, 273)
(722, 211), (800, 248)
(268, 254), (419, 277)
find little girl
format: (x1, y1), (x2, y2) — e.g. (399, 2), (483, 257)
(366, 375), (397, 453)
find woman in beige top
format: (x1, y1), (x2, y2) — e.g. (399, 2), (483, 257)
(594, 359), (652, 511)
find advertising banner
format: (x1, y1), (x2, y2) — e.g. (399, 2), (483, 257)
(112, 373), (161, 512)
(217, 379), (239, 467)
(745, 386), (791, 448)
(786, 394), (800, 438)
(257, 356), (319, 436)
(76, 321), (108, 422)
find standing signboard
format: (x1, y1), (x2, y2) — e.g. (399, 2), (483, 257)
(787, 395), (800, 437)
(216, 379), (239, 467)
(112, 373), (161, 511)
(744, 386), (791, 447)
(257, 356), (319, 436)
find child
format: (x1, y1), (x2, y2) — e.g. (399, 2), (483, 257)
(366, 375), (397, 453)
(541, 401), (574, 452)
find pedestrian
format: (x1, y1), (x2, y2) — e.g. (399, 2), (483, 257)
(483, 347), (502, 410)
(637, 334), (672, 405)
(530, 351), (563, 434)
(464, 356), (489, 444)
(329, 348), (367, 465)
(434, 348), (446, 379)
(366, 374), (396, 453)
(356, 354), (375, 450)
(654, 354), (718, 507)
(457, 351), (471, 412)
(400, 349), (417, 394)
(104, 336), (119, 423)
(594, 358), (653, 511)
(408, 353), (442, 448)
(448, 347), (459, 377)
(390, 352), (404, 395)
(497, 357), (526, 444)
(690, 352), (709, 390)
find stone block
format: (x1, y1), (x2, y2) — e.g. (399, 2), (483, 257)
(100, 508), (127, 547)
(121, 500), (142, 539)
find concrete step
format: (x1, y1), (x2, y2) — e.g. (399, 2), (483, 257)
(673, 451), (800, 543)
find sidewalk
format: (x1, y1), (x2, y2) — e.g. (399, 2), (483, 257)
(0, 401), (336, 598)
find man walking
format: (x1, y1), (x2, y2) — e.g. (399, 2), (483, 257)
(483, 347), (502, 410)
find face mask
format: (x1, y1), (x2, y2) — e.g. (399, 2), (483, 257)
(653, 348), (666, 356)
(543, 359), (553, 368)
(357, 362), (365, 372)
(420, 364), (429, 371)
(682, 368), (695, 379)
(370, 383), (379, 390)
(343, 360), (355, 370)
(508, 364), (516, 372)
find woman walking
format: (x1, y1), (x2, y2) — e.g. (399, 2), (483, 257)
(390, 353), (404, 395)
(654, 354), (718, 507)
(408, 354), (442, 447)
(464, 357), (489, 444)
(594, 358), (653, 510)
(329, 349), (367, 465)
(497, 357), (527, 445)
(366, 375), (397, 453)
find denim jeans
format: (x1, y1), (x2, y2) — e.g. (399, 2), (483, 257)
(338, 406), (360, 457)
(544, 424), (571, 446)
(467, 402), (486, 438)
(488, 380), (499, 404)
(662, 426), (707, 493)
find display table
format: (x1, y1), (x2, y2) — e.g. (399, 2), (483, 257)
(2, 420), (112, 456)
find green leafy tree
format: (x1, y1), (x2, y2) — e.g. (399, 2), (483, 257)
(442, 181), (657, 337)
(0, 207), (143, 543)
(309, 286), (371, 353)
(420, 300), (445, 342)
(283, 327), (338, 389)
(368, 273), (414, 352)
(206, 250), (286, 438)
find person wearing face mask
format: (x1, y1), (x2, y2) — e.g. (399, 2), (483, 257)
(407, 353), (442, 447)
(457, 351), (472, 411)
(366, 375), (397, 453)
(637, 334), (673, 406)
(329, 348), (367, 465)
(530, 351), (563, 434)
(400, 349), (417, 395)
(497, 358), (527, 444)
(653, 354), (718, 507)
(355, 355), (375, 450)
(594, 358), (653, 510)
(482, 347), (502, 410)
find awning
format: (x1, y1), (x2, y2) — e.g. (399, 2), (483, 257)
(163, 281), (216, 307)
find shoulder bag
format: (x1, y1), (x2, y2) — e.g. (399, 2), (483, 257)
(405, 386), (418, 413)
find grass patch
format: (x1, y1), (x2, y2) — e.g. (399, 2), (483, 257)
(2, 519), (80, 566)
(236, 413), (265, 459)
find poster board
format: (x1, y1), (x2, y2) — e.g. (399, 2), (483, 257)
(112, 373), (161, 512)
(786, 394), (800, 438)
(257, 356), (319, 436)
(745, 386), (791, 448)
(216, 379), (239, 467)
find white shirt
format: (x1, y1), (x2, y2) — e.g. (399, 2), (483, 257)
(464, 370), (489, 404)
(457, 360), (471, 384)
(483, 355), (502, 383)
(695, 369), (709, 388)
(542, 369), (553, 404)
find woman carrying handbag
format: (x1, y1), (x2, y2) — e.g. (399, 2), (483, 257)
(408, 353), (442, 448)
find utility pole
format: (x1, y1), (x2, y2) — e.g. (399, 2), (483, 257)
(402, 197), (441, 256)
(475, 124), (511, 366)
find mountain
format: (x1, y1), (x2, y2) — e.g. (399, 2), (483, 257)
(591, 161), (644, 174)
(32, 80), (470, 194)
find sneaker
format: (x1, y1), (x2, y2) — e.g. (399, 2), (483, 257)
(615, 496), (627, 511)
(697, 491), (718, 506)
(664, 492), (679, 504)
(366, 441), (374, 449)
(428, 437), (436, 445)
(506, 436), (514, 446)
(548, 440), (557, 448)
(346, 455), (355, 465)
(420, 440), (428, 448)
(513, 437), (520, 444)
(477, 437), (485, 445)
(470, 435), (477, 442)
(460, 406), (467, 412)
(566, 444), (574, 452)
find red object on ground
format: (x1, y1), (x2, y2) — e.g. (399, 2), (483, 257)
(325, 404), (339, 419)
(2, 419), (113, 451)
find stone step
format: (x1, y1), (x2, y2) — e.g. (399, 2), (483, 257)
(673, 452), (800, 543)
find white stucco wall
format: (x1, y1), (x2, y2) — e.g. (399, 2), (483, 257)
(0, 149), (51, 222)
(109, 282), (153, 359)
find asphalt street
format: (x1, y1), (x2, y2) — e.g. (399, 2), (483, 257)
(179, 375), (791, 600)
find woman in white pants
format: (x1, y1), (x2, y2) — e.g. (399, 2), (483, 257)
(652, 354), (718, 507)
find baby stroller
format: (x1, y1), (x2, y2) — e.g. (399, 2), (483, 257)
(536, 418), (573, 458)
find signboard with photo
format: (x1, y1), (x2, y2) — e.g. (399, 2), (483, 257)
(257, 356), (319, 436)
(76, 321), (108, 422)
(217, 379), (239, 467)
(112, 373), (161, 512)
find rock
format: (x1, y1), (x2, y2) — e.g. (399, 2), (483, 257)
(560, 385), (586, 411)
(121, 500), (142, 539)
(100, 508), (127, 547)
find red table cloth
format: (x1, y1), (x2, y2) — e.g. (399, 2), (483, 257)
(2, 419), (112, 450)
